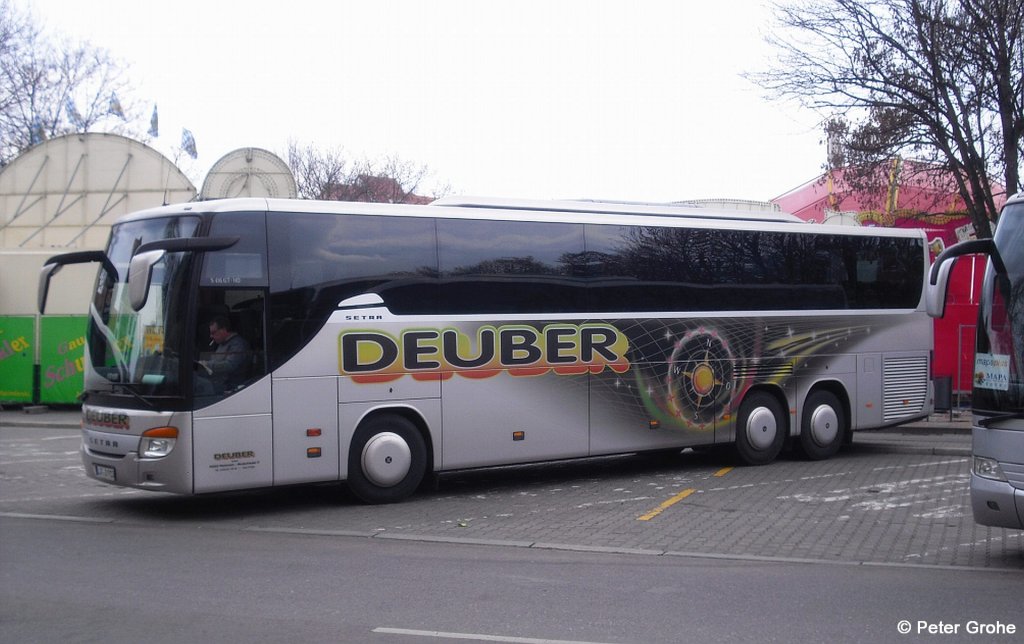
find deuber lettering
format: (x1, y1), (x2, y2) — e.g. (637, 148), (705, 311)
(85, 409), (130, 430)
(339, 323), (631, 383)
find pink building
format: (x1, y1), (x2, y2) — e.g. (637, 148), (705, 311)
(773, 161), (1006, 394)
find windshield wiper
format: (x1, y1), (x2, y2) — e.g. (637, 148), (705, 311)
(89, 302), (131, 380)
(112, 382), (155, 409)
(977, 411), (1024, 427)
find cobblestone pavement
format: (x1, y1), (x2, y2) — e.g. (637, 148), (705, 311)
(2, 415), (1021, 571)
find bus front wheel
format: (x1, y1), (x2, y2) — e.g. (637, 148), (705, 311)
(797, 391), (845, 460)
(348, 414), (427, 504)
(735, 391), (786, 466)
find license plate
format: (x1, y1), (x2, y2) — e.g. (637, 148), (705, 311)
(93, 464), (116, 482)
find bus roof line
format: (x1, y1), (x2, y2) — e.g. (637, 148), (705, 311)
(120, 197), (926, 240)
(430, 195), (804, 224)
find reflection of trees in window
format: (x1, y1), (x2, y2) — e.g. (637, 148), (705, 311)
(559, 251), (605, 277)
(438, 220), (583, 279)
(1008, 280), (1024, 389)
(449, 256), (561, 277)
(609, 226), (702, 283)
(586, 223), (921, 310)
(435, 220), (585, 314)
(610, 226), (786, 286)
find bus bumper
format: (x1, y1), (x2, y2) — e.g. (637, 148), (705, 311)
(971, 425), (1024, 529)
(970, 473), (1024, 529)
(82, 430), (193, 494)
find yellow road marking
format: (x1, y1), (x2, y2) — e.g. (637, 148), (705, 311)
(636, 488), (695, 521)
(636, 468), (732, 521)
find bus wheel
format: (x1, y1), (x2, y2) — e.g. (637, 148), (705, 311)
(797, 391), (844, 460)
(348, 414), (426, 504)
(735, 391), (786, 466)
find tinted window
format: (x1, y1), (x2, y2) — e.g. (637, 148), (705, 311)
(267, 213), (437, 368)
(974, 204), (1024, 413)
(200, 211), (268, 287)
(437, 219), (586, 313)
(264, 212), (922, 366)
(195, 212), (270, 405)
(585, 224), (922, 311)
(840, 235), (904, 308)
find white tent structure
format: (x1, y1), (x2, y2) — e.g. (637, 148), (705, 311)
(0, 133), (196, 315)
(200, 147), (297, 200)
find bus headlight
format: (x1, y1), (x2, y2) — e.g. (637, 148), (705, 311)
(973, 456), (1007, 482)
(140, 426), (178, 459)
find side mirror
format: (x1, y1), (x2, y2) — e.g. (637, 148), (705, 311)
(128, 250), (166, 311)
(926, 238), (1002, 319)
(126, 236), (240, 311)
(38, 263), (62, 314)
(36, 250), (118, 314)
(926, 258), (955, 318)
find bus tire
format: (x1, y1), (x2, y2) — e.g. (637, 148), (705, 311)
(735, 391), (786, 466)
(347, 414), (427, 504)
(797, 390), (844, 460)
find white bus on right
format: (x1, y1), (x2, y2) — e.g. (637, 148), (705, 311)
(929, 191), (1024, 529)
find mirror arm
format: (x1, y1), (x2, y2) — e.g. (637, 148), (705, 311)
(37, 250), (117, 314)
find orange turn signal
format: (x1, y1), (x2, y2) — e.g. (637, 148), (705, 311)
(141, 426), (178, 439)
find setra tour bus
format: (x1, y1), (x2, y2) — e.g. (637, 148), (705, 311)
(928, 191), (1024, 529)
(38, 197), (934, 503)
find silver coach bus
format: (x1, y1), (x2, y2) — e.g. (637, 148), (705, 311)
(929, 191), (1024, 529)
(39, 197), (933, 503)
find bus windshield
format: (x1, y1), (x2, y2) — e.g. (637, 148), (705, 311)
(86, 215), (202, 399)
(975, 203), (1024, 415)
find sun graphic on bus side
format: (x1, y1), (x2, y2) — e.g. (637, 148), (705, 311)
(663, 328), (735, 430)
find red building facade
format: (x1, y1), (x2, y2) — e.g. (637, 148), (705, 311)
(772, 161), (1005, 393)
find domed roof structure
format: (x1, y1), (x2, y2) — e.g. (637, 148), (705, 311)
(200, 147), (297, 200)
(0, 133), (196, 249)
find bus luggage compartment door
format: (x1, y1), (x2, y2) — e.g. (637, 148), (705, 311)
(271, 376), (340, 485)
(193, 376), (273, 492)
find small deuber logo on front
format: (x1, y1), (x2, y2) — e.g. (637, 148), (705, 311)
(214, 451), (255, 460)
(209, 451), (260, 474)
(85, 409), (130, 430)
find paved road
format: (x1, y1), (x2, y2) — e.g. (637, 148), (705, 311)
(1, 415), (1020, 570)
(3, 415), (1024, 643)
(3, 514), (1022, 644)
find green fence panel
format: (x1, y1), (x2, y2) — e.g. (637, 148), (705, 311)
(39, 316), (87, 404)
(0, 316), (35, 403)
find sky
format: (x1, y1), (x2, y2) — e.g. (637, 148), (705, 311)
(23, 0), (827, 203)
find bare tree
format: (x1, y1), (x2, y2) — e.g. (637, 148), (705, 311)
(1, 0), (137, 166)
(286, 140), (352, 200)
(354, 154), (432, 204)
(287, 141), (445, 203)
(753, 0), (1023, 238)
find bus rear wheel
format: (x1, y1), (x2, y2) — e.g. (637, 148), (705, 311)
(347, 414), (426, 504)
(797, 391), (845, 460)
(735, 391), (786, 466)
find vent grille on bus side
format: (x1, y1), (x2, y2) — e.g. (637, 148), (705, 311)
(883, 356), (929, 422)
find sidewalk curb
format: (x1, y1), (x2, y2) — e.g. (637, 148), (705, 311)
(0, 418), (80, 430)
(852, 443), (971, 457)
